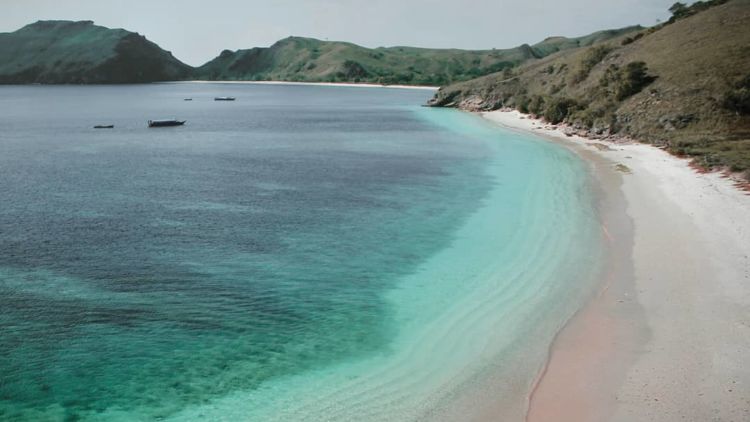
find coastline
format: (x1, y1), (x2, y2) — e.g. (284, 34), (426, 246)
(482, 110), (750, 421)
(173, 80), (440, 90)
(158, 108), (605, 422)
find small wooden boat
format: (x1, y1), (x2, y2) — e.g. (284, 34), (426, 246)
(148, 119), (186, 128)
(214, 97), (236, 101)
(93, 125), (114, 129)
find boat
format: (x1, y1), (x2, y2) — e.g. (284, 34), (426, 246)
(184, 98), (193, 101)
(148, 119), (186, 128)
(214, 97), (236, 101)
(93, 125), (114, 129)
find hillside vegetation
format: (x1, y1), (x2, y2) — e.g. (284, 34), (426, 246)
(429, 0), (750, 176)
(194, 28), (641, 86)
(0, 20), (191, 83)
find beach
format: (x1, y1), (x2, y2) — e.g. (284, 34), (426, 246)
(179, 80), (440, 90)
(482, 110), (750, 421)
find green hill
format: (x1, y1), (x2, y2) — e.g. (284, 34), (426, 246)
(194, 28), (641, 86)
(429, 0), (750, 176)
(0, 20), (191, 83)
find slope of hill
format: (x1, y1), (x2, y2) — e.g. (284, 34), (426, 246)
(0, 20), (191, 84)
(429, 0), (750, 176)
(194, 28), (641, 86)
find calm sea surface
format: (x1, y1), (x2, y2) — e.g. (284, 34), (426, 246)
(0, 83), (603, 421)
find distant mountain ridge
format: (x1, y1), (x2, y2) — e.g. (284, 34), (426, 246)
(194, 27), (641, 86)
(0, 20), (191, 84)
(0, 20), (640, 86)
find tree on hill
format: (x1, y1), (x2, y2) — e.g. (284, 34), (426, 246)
(668, 0), (730, 23)
(669, 2), (690, 19)
(723, 74), (750, 115)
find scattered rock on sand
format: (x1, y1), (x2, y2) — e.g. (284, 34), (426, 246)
(614, 163), (632, 174)
(590, 143), (615, 151)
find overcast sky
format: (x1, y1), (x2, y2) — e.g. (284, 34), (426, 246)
(1, 0), (679, 66)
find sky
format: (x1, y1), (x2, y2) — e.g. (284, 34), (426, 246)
(0, 0), (680, 66)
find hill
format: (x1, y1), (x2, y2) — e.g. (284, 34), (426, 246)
(0, 21), (639, 87)
(0, 20), (191, 84)
(428, 0), (750, 176)
(194, 28), (641, 86)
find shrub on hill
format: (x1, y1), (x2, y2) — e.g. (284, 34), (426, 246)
(516, 95), (530, 113)
(338, 60), (370, 79)
(543, 97), (579, 124)
(615, 61), (657, 100)
(572, 45), (613, 84)
(598, 61), (656, 101)
(621, 32), (645, 45)
(528, 94), (546, 115)
(723, 74), (750, 115)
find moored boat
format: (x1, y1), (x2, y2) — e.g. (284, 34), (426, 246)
(148, 119), (186, 128)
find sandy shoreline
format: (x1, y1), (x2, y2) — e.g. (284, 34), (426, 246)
(482, 110), (750, 421)
(173, 80), (440, 90)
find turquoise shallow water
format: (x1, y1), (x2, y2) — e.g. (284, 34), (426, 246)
(0, 83), (603, 421)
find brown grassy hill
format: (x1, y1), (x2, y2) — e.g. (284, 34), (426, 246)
(429, 0), (750, 176)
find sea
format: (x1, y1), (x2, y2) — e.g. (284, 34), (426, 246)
(0, 82), (603, 421)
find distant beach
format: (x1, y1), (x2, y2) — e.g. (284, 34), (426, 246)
(483, 109), (750, 422)
(177, 80), (440, 90)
